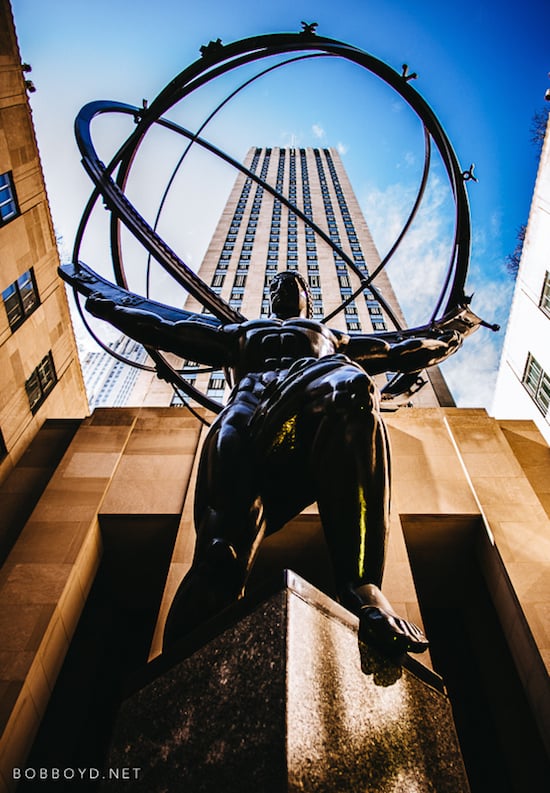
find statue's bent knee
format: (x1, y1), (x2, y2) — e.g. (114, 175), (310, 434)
(321, 367), (378, 416)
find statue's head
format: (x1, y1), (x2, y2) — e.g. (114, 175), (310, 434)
(269, 270), (313, 319)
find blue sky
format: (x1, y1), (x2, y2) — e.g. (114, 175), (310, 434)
(11, 0), (550, 406)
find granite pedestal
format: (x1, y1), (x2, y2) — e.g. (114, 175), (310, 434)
(104, 572), (470, 792)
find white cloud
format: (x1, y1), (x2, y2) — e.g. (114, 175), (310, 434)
(360, 174), (508, 408)
(441, 329), (501, 407)
(337, 141), (348, 155)
(312, 123), (325, 139)
(362, 174), (454, 327)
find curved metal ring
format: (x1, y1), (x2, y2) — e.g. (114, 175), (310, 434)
(71, 30), (472, 411)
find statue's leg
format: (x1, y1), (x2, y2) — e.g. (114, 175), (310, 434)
(163, 406), (266, 649)
(309, 368), (389, 587)
(308, 366), (428, 655)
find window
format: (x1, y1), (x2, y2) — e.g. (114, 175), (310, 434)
(522, 353), (550, 415)
(540, 272), (550, 317)
(0, 172), (19, 225)
(171, 392), (187, 407)
(207, 373), (226, 396)
(2, 268), (40, 331)
(25, 352), (57, 414)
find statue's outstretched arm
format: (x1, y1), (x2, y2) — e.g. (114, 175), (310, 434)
(344, 330), (462, 374)
(85, 296), (231, 367)
(385, 330), (463, 373)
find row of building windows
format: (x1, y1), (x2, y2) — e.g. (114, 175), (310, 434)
(1, 177), (39, 334)
(517, 274), (550, 419)
(325, 150), (387, 332)
(299, 151), (325, 315)
(1, 166), (60, 422)
(315, 150), (368, 331)
(261, 152), (288, 314)
(211, 152), (264, 299)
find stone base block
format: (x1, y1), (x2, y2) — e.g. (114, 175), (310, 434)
(105, 572), (470, 792)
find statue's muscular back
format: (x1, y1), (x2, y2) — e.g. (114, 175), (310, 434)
(226, 317), (347, 382)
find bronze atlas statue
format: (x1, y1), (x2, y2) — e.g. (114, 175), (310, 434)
(60, 26), (498, 657)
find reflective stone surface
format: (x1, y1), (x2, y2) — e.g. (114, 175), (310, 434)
(105, 573), (470, 792)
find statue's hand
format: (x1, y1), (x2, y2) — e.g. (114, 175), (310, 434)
(436, 329), (462, 347)
(85, 294), (117, 319)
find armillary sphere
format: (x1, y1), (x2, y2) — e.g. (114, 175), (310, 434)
(60, 24), (497, 416)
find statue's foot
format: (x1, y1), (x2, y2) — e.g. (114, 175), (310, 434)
(359, 604), (429, 656)
(341, 583), (429, 657)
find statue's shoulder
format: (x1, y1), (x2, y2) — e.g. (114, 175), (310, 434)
(284, 317), (342, 340)
(238, 318), (282, 332)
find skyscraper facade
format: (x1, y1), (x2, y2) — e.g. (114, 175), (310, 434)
(80, 336), (148, 409)
(133, 146), (454, 409)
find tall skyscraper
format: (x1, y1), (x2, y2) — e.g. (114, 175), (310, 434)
(127, 146), (454, 409)
(80, 336), (148, 409)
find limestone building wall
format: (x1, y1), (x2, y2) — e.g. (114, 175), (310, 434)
(0, 406), (548, 789)
(0, 0), (88, 486)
